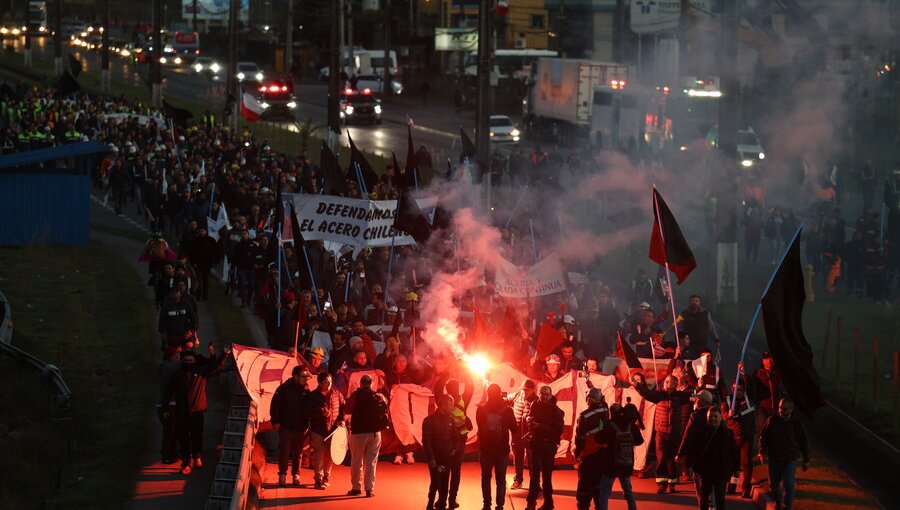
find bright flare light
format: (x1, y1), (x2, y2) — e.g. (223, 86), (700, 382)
(465, 353), (492, 380)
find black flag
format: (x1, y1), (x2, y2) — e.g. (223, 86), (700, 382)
(68, 54), (83, 77)
(649, 189), (697, 284)
(760, 229), (826, 417)
(163, 100), (194, 128)
(347, 135), (379, 194)
(321, 141), (349, 196)
(393, 157), (432, 244)
(327, 94), (342, 135)
(459, 127), (477, 165)
(56, 69), (81, 96)
(289, 201), (311, 291)
(405, 122), (418, 190)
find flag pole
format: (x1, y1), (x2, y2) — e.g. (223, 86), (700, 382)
(529, 219), (538, 264)
(505, 183), (529, 228)
(344, 269), (352, 303)
(652, 187), (682, 350)
(730, 223), (804, 410)
(383, 229), (398, 324)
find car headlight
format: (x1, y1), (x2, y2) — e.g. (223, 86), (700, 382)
(489, 132), (495, 137)
(287, 101), (297, 109)
(261, 102), (270, 109)
(513, 136), (520, 142)
(345, 105), (354, 115)
(159, 56), (167, 64)
(174, 57), (182, 64)
(374, 105), (382, 114)
(0, 28), (7, 34)
(758, 152), (765, 160)
(510, 128), (520, 137)
(741, 159), (753, 167)
(237, 72), (245, 80)
(194, 63), (203, 72)
(210, 63), (220, 73)
(121, 49), (130, 57)
(255, 72), (264, 81)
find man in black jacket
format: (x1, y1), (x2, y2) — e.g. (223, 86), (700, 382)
(725, 380), (757, 499)
(633, 374), (693, 494)
(423, 394), (458, 510)
(680, 407), (738, 510)
(476, 384), (517, 510)
(574, 388), (609, 510)
(232, 229), (258, 307)
(759, 397), (809, 510)
(525, 385), (565, 510)
(271, 366), (313, 487)
(346, 374), (388, 497)
(158, 286), (198, 348)
(189, 224), (219, 301)
(307, 372), (345, 489)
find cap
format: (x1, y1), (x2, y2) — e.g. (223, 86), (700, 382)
(260, 187), (271, 194)
(761, 351), (773, 359)
(637, 302), (652, 310)
(545, 354), (561, 365)
(564, 314), (576, 325)
(282, 290), (296, 302)
(310, 347), (325, 359)
(586, 388), (603, 402)
(698, 390), (714, 403)
(388, 305), (399, 313)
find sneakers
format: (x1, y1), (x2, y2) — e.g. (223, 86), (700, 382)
(278, 474), (286, 487)
(405, 452), (416, 464)
(656, 483), (667, 494)
(322, 478), (330, 487)
(193, 457), (203, 469)
(314, 481), (325, 490)
(668, 483), (677, 493)
(292, 474), (301, 486)
(366, 490), (374, 497)
(180, 464), (192, 475)
(348, 489), (363, 496)
(394, 454), (403, 465)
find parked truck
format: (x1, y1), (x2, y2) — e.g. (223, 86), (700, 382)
(524, 58), (629, 145)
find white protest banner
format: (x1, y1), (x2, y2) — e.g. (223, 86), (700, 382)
(100, 112), (165, 125)
(389, 384), (434, 446)
(286, 193), (437, 248)
(232, 344), (298, 423)
(495, 254), (567, 298)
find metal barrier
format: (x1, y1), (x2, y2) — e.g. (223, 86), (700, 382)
(205, 386), (258, 510)
(0, 289), (72, 410)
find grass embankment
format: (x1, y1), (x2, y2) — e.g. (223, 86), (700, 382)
(0, 49), (392, 168)
(793, 453), (881, 509)
(0, 243), (158, 510)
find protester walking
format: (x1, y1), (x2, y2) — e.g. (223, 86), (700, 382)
(595, 402), (642, 510)
(307, 372), (345, 489)
(574, 388), (609, 510)
(725, 379), (757, 499)
(476, 384), (517, 510)
(511, 380), (538, 490)
(525, 385), (565, 510)
(633, 374), (692, 494)
(271, 366), (313, 486)
(423, 394), (458, 510)
(346, 374), (390, 497)
(680, 407), (739, 510)
(759, 398), (810, 510)
(157, 346), (181, 464)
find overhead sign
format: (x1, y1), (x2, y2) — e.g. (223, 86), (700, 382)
(181, 0), (248, 22)
(630, 0), (681, 34)
(435, 28), (479, 51)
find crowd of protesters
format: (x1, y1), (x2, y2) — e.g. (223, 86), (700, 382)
(1, 83), (817, 510)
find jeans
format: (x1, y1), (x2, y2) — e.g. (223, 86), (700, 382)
(278, 426), (306, 476)
(597, 475), (637, 510)
(176, 411), (204, 464)
(157, 405), (178, 461)
(235, 268), (254, 303)
(655, 431), (679, 484)
(310, 431), (334, 484)
(526, 444), (556, 508)
(448, 439), (465, 503)
(736, 439), (754, 494)
(576, 456), (603, 509)
(195, 265), (211, 300)
(350, 432), (381, 491)
(696, 473), (727, 510)
(480, 451), (509, 509)
(428, 461), (452, 509)
(769, 459), (798, 509)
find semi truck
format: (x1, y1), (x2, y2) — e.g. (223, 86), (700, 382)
(523, 58), (629, 145)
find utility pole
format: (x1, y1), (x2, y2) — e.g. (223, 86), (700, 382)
(285, 0), (293, 77)
(327, 0), (342, 150)
(476, 0), (493, 209)
(152, 0), (163, 107)
(23, 3), (31, 68)
(613, 0), (625, 62)
(715, 0), (740, 304)
(101, 0), (110, 92)
(53, 0), (61, 74)
(226, 0), (239, 127)
(346, 2), (353, 77)
(383, 0), (392, 95)
(192, 0), (198, 33)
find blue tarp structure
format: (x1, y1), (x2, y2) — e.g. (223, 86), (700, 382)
(0, 141), (107, 246)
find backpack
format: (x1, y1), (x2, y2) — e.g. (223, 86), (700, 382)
(482, 408), (503, 440)
(372, 392), (391, 431)
(609, 422), (634, 468)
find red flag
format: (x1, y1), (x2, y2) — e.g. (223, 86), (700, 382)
(535, 323), (564, 361)
(649, 189), (697, 284)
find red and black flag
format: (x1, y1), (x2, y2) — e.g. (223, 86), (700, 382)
(320, 141), (348, 196)
(761, 228), (826, 417)
(615, 332), (643, 382)
(347, 134), (379, 194)
(649, 188), (697, 284)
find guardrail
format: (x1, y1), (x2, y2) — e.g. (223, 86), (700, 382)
(204, 385), (258, 510)
(0, 289), (72, 411)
